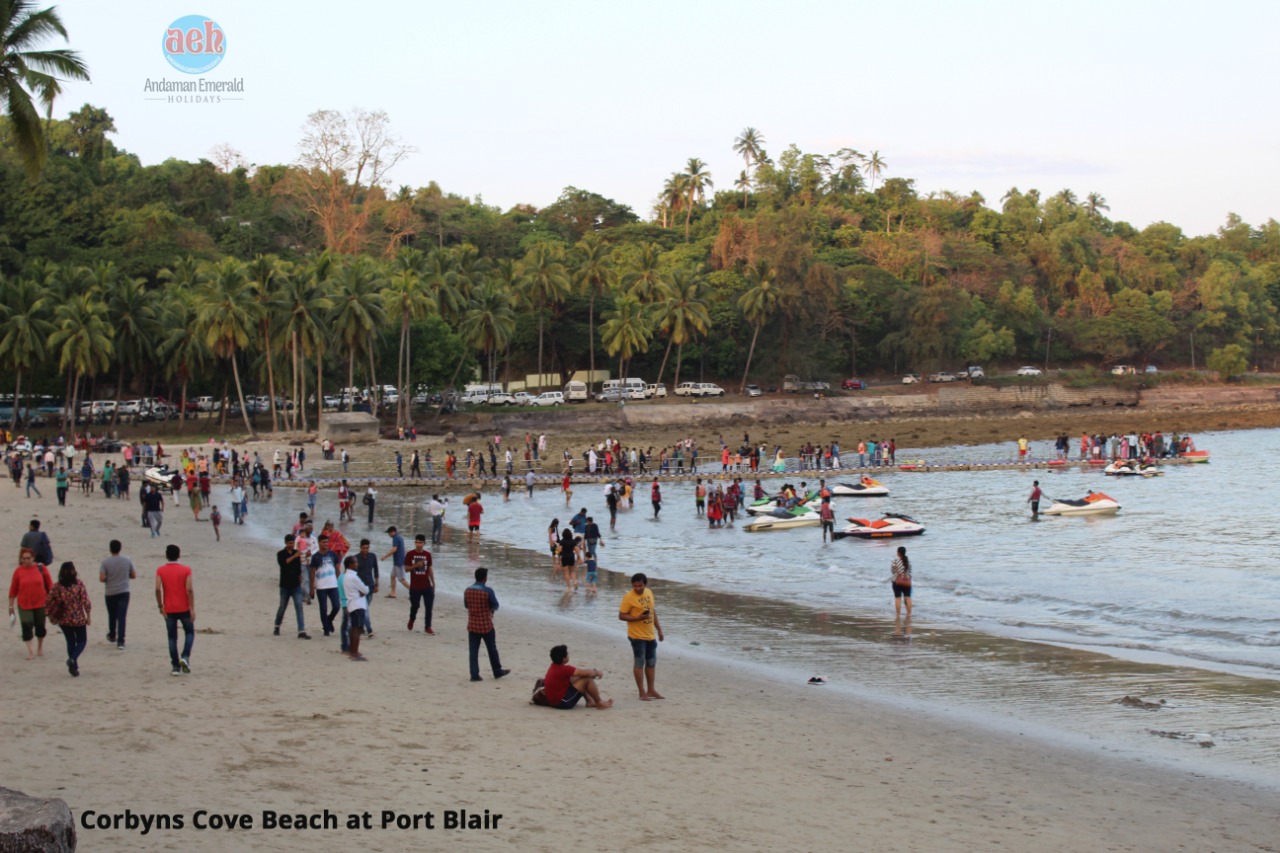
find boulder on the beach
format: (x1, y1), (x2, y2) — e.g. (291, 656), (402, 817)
(0, 786), (76, 852)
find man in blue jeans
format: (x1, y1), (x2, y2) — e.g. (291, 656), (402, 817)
(464, 567), (510, 682)
(274, 534), (311, 639)
(99, 539), (135, 650)
(155, 544), (195, 676)
(308, 534), (341, 637)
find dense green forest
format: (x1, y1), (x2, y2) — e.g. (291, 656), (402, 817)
(2, 105), (1278, 434)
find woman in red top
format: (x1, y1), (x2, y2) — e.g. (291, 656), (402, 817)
(8, 548), (52, 660)
(45, 561), (91, 677)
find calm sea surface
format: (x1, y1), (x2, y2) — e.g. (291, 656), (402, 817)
(241, 427), (1280, 788)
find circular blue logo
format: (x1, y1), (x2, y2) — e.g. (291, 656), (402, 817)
(162, 15), (226, 74)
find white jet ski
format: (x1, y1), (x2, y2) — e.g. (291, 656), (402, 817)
(829, 477), (889, 497)
(1042, 491), (1121, 516)
(833, 512), (924, 539)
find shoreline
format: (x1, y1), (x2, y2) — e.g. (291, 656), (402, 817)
(3, 463), (1279, 851)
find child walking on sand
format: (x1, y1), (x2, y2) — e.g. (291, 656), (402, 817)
(210, 505), (222, 541)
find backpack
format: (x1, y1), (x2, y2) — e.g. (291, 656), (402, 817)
(36, 533), (53, 566)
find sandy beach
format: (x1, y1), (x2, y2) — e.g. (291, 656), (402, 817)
(2, 457), (1277, 852)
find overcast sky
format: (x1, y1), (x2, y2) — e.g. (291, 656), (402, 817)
(46, 0), (1280, 237)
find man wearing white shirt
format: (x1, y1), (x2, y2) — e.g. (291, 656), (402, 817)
(428, 495), (447, 545)
(341, 555), (369, 661)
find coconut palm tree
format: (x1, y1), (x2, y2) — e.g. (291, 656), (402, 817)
(654, 267), (711, 387)
(0, 271), (52, 430)
(329, 256), (387, 409)
(49, 291), (113, 435)
(573, 233), (614, 392)
(245, 254), (289, 431)
(660, 173), (688, 230)
(518, 241), (571, 391)
(383, 247), (433, 427)
(737, 260), (778, 393)
(104, 272), (160, 426)
(423, 246), (465, 323)
(155, 288), (211, 434)
(733, 127), (765, 204)
(623, 243), (668, 304)
(863, 150), (887, 192)
(682, 158), (713, 241)
(193, 257), (261, 436)
(459, 279), (515, 386)
(281, 258), (333, 431)
(1084, 192), (1110, 219)
(599, 295), (653, 385)
(1, 0), (90, 176)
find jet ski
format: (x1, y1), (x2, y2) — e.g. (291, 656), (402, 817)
(829, 477), (889, 497)
(1041, 491), (1121, 516)
(1103, 460), (1162, 477)
(143, 465), (182, 488)
(742, 507), (822, 532)
(832, 513), (924, 539)
(746, 490), (820, 515)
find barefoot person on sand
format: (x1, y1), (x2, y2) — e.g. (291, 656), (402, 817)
(619, 572), (664, 701)
(891, 545), (912, 618)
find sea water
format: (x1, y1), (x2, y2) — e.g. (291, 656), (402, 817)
(240, 427), (1280, 788)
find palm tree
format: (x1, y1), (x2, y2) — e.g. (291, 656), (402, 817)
(737, 260), (778, 393)
(732, 127), (765, 205)
(654, 267), (711, 387)
(245, 254), (288, 431)
(1085, 192), (1110, 219)
(424, 246), (465, 323)
(863, 150), (887, 192)
(330, 257), (388, 408)
(734, 170), (751, 207)
(49, 291), (113, 435)
(104, 272), (160, 426)
(0, 272), (51, 430)
(519, 241), (571, 391)
(624, 243), (668, 304)
(660, 172), (688, 230)
(600, 295), (653, 384)
(682, 157), (713, 241)
(155, 288), (211, 434)
(193, 257), (261, 436)
(459, 279), (516, 385)
(573, 233), (614, 392)
(281, 258), (333, 431)
(383, 247), (433, 427)
(1, 0), (89, 176)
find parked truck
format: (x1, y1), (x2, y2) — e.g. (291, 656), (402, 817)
(783, 374), (831, 393)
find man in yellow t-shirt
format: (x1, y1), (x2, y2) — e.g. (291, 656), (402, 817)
(618, 572), (664, 701)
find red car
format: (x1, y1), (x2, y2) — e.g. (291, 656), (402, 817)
(841, 378), (866, 390)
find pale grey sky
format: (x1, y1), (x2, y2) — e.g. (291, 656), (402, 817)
(47, 0), (1280, 236)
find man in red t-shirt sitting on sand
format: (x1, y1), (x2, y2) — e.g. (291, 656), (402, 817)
(543, 644), (612, 710)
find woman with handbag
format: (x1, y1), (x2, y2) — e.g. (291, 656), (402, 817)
(45, 562), (91, 677)
(8, 547), (52, 660)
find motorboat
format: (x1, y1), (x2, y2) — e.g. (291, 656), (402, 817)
(1103, 460), (1162, 477)
(144, 465), (182, 488)
(829, 477), (889, 497)
(833, 513), (925, 539)
(1041, 492), (1121, 516)
(746, 490), (819, 515)
(1179, 449), (1210, 463)
(742, 508), (821, 532)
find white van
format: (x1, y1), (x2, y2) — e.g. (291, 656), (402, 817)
(644, 383), (667, 399)
(602, 378), (646, 399)
(563, 380), (588, 402)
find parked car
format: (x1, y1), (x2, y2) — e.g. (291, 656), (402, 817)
(1110, 365), (1135, 376)
(1016, 366), (1042, 376)
(783, 374), (831, 393)
(674, 382), (700, 397)
(901, 373), (922, 384)
(595, 387), (628, 403)
(697, 383), (726, 397)
(744, 384), (763, 397)
(929, 372), (959, 383)
(1144, 365), (1159, 374)
(643, 383), (667, 399)
(512, 391), (534, 406)
(531, 391), (563, 407)
(840, 378), (866, 390)
(966, 366), (985, 380)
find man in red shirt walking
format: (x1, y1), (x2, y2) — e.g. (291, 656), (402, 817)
(155, 544), (195, 676)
